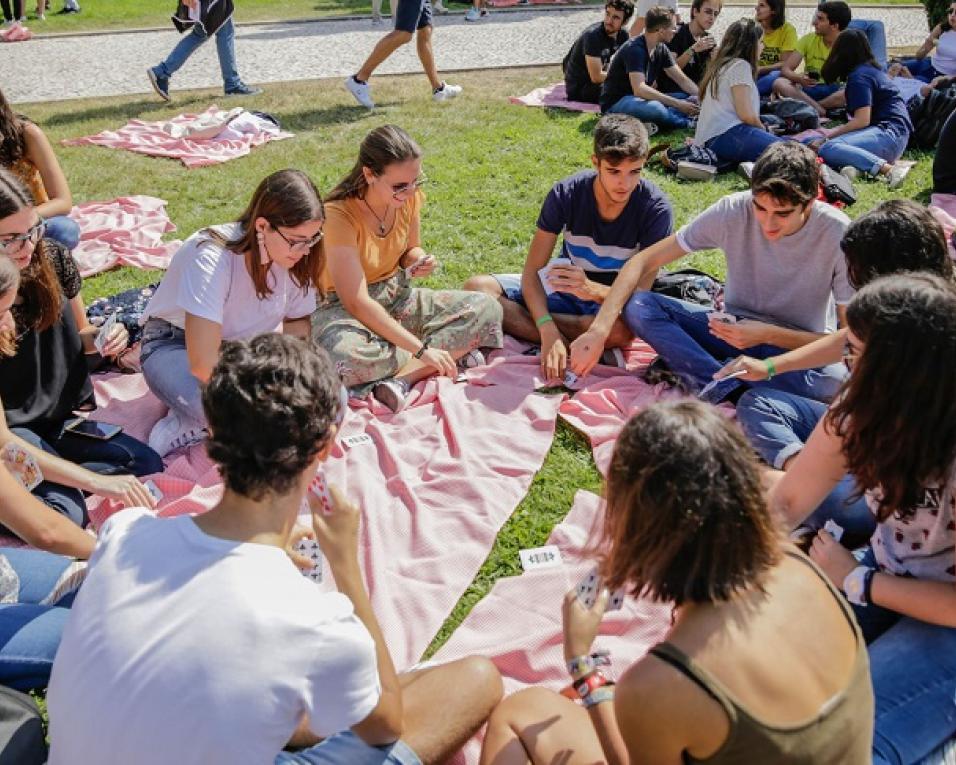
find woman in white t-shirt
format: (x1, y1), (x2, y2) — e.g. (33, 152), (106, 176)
(771, 273), (956, 764)
(902, 1), (956, 82)
(140, 169), (325, 456)
(694, 19), (784, 167)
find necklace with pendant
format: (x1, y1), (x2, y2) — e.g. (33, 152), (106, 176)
(362, 197), (388, 237)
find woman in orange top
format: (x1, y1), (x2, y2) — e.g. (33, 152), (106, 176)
(314, 125), (503, 412)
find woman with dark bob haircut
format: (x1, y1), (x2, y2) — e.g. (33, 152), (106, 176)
(481, 400), (873, 764)
(773, 273), (956, 764)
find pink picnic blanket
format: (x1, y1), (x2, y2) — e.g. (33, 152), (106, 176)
(68, 195), (181, 277)
(510, 82), (600, 113)
(62, 106), (293, 169)
(433, 490), (674, 764)
(85, 352), (565, 670)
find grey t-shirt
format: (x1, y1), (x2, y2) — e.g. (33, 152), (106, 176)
(676, 191), (853, 333)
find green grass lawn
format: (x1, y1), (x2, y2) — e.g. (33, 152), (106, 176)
(25, 0), (925, 34)
(22, 66), (934, 659)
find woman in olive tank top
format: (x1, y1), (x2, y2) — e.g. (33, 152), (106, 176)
(481, 400), (873, 765)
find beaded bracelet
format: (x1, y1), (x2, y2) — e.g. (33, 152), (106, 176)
(582, 685), (615, 709)
(566, 650), (611, 679)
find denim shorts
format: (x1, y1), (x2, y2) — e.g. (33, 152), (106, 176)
(394, 0), (431, 33)
(804, 82), (841, 101)
(275, 731), (421, 765)
(494, 273), (601, 316)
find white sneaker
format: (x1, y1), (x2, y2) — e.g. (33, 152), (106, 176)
(642, 121), (658, 137)
(457, 348), (486, 371)
(433, 82), (462, 102)
(600, 348), (627, 368)
(432, 0), (449, 13)
(345, 76), (375, 109)
(885, 163), (910, 190)
(840, 166), (859, 183)
(371, 10), (383, 23)
(148, 411), (207, 457)
(464, 6), (485, 21)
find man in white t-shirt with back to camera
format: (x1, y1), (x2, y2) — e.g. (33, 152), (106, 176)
(46, 333), (502, 765)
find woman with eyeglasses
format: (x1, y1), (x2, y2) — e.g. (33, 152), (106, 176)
(0, 169), (160, 529)
(771, 273), (956, 764)
(314, 125), (502, 412)
(0, 86), (81, 251)
(140, 169), (325, 456)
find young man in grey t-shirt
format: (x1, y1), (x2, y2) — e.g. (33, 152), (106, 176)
(568, 142), (853, 404)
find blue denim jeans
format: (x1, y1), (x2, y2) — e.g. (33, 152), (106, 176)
(734, 388), (876, 545)
(607, 94), (692, 130)
(816, 127), (908, 176)
(756, 70), (782, 97)
(155, 17), (242, 91)
(0, 547), (79, 691)
(622, 292), (847, 404)
(276, 731), (421, 765)
(849, 19), (888, 69)
(11, 426), (162, 528)
(140, 319), (207, 425)
(705, 123), (785, 166)
(849, 549), (956, 764)
(900, 56), (940, 83)
(43, 215), (81, 251)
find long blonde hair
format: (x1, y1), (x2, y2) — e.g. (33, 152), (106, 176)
(698, 19), (763, 101)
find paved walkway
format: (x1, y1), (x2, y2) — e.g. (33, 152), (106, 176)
(4, 4), (930, 104)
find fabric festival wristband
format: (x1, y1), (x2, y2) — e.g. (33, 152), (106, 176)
(583, 686), (616, 709)
(567, 650), (611, 679)
(764, 358), (777, 380)
(574, 671), (609, 700)
(843, 565), (874, 606)
(536, 314), (554, 328)
(413, 340), (429, 359)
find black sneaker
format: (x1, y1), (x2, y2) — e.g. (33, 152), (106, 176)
(225, 82), (263, 97)
(147, 68), (170, 101)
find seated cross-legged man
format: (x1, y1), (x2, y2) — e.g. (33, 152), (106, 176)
(464, 114), (673, 381)
(563, 0), (635, 105)
(45, 333), (503, 765)
(568, 142), (852, 405)
(600, 5), (701, 131)
(772, 0), (851, 118)
(654, 0), (722, 96)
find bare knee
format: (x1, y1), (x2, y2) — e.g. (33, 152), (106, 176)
(488, 687), (561, 730)
(390, 29), (414, 45)
(463, 274), (503, 296)
(772, 79), (793, 96)
(452, 656), (504, 716)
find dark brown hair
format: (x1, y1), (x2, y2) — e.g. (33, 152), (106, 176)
(699, 19), (763, 100)
(606, 0), (635, 23)
(821, 28), (877, 84)
(326, 125), (422, 203)
(208, 169), (325, 300)
(827, 274), (956, 521)
(600, 401), (781, 606)
(761, 0), (786, 30)
(750, 141), (820, 207)
(0, 168), (61, 333)
(0, 255), (19, 357)
(593, 114), (649, 163)
(203, 333), (344, 500)
(0, 87), (27, 167)
(644, 5), (675, 32)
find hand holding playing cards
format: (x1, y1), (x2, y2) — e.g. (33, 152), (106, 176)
(563, 586), (608, 661)
(309, 484), (360, 567)
(714, 355), (769, 382)
(707, 318), (774, 350)
(809, 528), (857, 587)
(568, 328), (604, 378)
(286, 525), (316, 571)
(91, 474), (157, 509)
(97, 321), (129, 358)
(406, 254), (437, 279)
(540, 325), (568, 382)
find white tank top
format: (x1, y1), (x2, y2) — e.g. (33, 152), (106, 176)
(932, 29), (956, 76)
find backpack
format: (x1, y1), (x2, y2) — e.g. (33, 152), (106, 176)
(908, 84), (956, 149)
(649, 143), (736, 175)
(819, 163), (857, 206)
(760, 98), (821, 135)
(651, 268), (724, 308)
(0, 686), (47, 765)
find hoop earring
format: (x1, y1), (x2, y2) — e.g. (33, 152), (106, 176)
(256, 231), (270, 265)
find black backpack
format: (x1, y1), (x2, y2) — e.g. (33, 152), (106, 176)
(0, 686), (47, 765)
(760, 98), (821, 135)
(908, 84), (956, 149)
(651, 268), (723, 308)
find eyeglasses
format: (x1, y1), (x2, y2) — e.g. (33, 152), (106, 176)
(0, 219), (45, 255)
(842, 343), (860, 371)
(271, 224), (324, 253)
(390, 174), (428, 199)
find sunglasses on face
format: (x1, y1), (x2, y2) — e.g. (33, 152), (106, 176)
(390, 174), (428, 199)
(0, 219), (45, 255)
(271, 224), (324, 253)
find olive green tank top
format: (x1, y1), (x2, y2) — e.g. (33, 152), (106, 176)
(649, 552), (874, 765)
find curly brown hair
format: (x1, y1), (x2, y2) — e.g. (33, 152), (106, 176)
(826, 273), (956, 522)
(600, 401), (781, 606)
(202, 334), (344, 501)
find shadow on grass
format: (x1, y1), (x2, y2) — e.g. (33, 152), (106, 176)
(276, 102), (392, 131)
(41, 94), (218, 129)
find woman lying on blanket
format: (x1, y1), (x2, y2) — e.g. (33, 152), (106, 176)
(313, 125), (503, 413)
(771, 273), (956, 764)
(139, 168), (325, 457)
(481, 400), (873, 764)
(0, 86), (81, 250)
(0, 171), (161, 528)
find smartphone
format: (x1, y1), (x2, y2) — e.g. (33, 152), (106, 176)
(807, 71), (820, 81)
(64, 418), (122, 441)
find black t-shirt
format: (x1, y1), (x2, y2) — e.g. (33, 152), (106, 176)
(600, 36), (678, 112)
(656, 23), (712, 93)
(2, 240), (94, 435)
(563, 21), (630, 95)
(934, 109), (956, 195)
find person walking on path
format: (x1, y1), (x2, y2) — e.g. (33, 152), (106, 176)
(147, 0), (261, 101)
(345, 0), (461, 109)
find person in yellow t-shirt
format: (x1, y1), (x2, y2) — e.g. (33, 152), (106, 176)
(755, 0), (797, 95)
(312, 125), (503, 412)
(773, 0), (849, 116)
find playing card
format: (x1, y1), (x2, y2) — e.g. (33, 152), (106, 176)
(518, 545), (563, 572)
(537, 257), (572, 296)
(94, 312), (118, 355)
(308, 472), (334, 515)
(293, 537), (323, 583)
(404, 256), (433, 278)
(341, 433), (373, 448)
(563, 370), (581, 390)
(606, 587), (626, 612)
(707, 311), (737, 324)
(823, 519), (845, 542)
(576, 567), (602, 609)
(698, 369), (747, 399)
(143, 479), (164, 503)
(0, 443), (43, 491)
